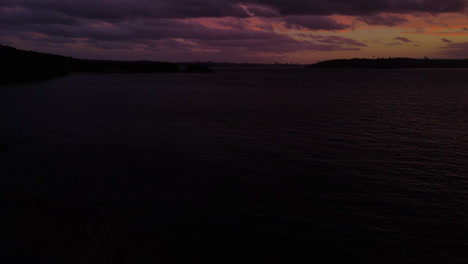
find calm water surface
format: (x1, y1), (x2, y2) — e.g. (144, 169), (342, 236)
(1, 68), (468, 263)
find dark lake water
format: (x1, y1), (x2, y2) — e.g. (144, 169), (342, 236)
(2, 68), (468, 263)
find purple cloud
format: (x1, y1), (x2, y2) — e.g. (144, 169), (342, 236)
(250, 0), (467, 16)
(298, 34), (367, 47)
(242, 4), (279, 17)
(1, 0), (467, 62)
(0, 16), (366, 62)
(441, 38), (453, 43)
(439, 42), (468, 58)
(358, 14), (409, 26)
(283, 16), (350, 30)
(1, 0), (466, 20)
(0, 6), (79, 25)
(0, 0), (248, 20)
(394, 36), (414, 42)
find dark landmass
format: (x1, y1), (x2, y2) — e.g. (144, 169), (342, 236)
(0, 44), (72, 84)
(0, 44), (199, 84)
(307, 58), (468, 69)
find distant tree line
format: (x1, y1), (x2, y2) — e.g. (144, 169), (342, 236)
(0, 44), (71, 83)
(307, 58), (468, 69)
(0, 44), (185, 84)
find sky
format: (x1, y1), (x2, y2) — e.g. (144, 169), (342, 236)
(1, 0), (468, 63)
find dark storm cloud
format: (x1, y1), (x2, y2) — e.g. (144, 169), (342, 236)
(1, 0), (467, 60)
(0, 17), (365, 54)
(283, 16), (350, 30)
(1, 0), (466, 20)
(358, 14), (409, 26)
(3, 18), (280, 42)
(249, 0), (467, 16)
(0, 7), (79, 25)
(0, 0), (247, 20)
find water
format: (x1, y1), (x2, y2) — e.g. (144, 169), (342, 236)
(1, 68), (468, 263)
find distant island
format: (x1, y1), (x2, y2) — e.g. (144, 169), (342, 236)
(0, 44), (213, 84)
(307, 58), (468, 69)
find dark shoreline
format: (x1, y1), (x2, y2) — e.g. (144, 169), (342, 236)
(307, 58), (468, 69)
(0, 44), (215, 84)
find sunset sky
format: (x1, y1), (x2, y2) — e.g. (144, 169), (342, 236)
(1, 0), (468, 63)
